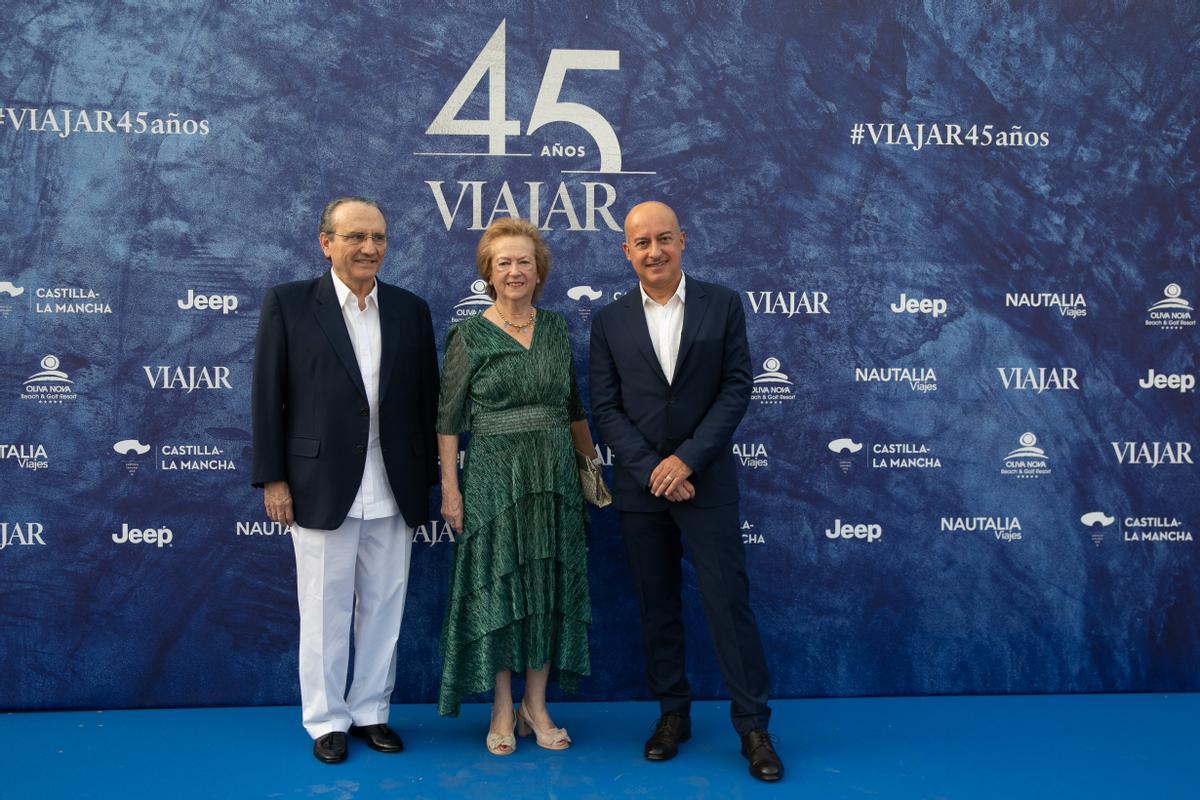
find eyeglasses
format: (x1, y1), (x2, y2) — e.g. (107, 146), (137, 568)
(329, 232), (388, 246)
(493, 259), (536, 272)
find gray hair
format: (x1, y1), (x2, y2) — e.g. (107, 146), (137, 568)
(318, 196), (381, 235)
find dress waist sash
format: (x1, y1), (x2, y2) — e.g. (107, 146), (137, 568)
(472, 404), (569, 436)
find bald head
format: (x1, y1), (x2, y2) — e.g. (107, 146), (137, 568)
(622, 200), (686, 303)
(623, 201), (680, 240)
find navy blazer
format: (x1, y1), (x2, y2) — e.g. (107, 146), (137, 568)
(250, 271), (438, 530)
(589, 277), (752, 512)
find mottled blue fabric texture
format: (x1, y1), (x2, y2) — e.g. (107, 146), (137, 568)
(0, 1), (1196, 709)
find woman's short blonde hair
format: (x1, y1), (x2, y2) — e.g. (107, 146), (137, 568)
(476, 217), (551, 302)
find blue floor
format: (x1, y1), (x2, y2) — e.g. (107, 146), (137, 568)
(4, 694), (1195, 799)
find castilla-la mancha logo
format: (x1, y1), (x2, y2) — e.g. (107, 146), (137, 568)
(0, 280), (24, 316)
(114, 437), (235, 474)
(1079, 510), (1194, 546)
(114, 439), (152, 475)
(827, 435), (941, 473)
(1079, 511), (1115, 547)
(567, 285), (604, 322)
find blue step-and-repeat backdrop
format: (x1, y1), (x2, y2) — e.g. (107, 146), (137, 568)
(1, 2), (1196, 710)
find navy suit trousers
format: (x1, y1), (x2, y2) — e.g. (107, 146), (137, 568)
(619, 502), (772, 734)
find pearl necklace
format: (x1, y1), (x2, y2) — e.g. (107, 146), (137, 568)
(495, 304), (536, 332)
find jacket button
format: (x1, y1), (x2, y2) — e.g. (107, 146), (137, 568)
(359, 407), (369, 417)
(355, 444), (365, 455)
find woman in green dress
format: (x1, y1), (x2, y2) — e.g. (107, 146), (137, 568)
(436, 217), (599, 755)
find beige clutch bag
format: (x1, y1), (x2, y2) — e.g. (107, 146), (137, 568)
(575, 450), (612, 508)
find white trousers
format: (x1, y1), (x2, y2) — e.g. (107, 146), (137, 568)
(292, 514), (413, 739)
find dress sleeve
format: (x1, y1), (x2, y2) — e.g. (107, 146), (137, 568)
(568, 353), (586, 422)
(437, 324), (472, 434)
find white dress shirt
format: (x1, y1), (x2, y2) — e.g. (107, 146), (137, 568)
(330, 269), (399, 520)
(640, 272), (687, 384)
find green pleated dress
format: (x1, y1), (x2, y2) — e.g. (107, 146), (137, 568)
(436, 310), (591, 716)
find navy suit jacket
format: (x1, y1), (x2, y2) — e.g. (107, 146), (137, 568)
(250, 271), (438, 530)
(589, 277), (752, 512)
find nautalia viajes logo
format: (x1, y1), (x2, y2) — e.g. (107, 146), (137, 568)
(854, 366), (937, 392)
(1144, 283), (1195, 330)
(1004, 290), (1087, 318)
(236, 520), (293, 537)
(940, 515), (1023, 542)
(732, 442), (769, 469)
(1, 443), (48, 470)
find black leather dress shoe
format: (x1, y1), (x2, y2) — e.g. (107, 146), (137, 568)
(644, 713), (692, 761)
(740, 729), (783, 782)
(313, 731), (347, 764)
(349, 723), (404, 753)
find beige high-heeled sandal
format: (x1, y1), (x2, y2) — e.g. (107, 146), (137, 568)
(516, 702), (571, 750)
(486, 705), (516, 756)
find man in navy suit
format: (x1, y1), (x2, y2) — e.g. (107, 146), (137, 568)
(590, 201), (783, 782)
(252, 197), (438, 763)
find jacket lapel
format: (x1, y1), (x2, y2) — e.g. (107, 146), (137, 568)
(675, 278), (710, 372)
(377, 283), (399, 399)
(620, 289), (670, 387)
(313, 272), (368, 399)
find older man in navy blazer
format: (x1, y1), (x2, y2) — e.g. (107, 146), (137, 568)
(252, 197), (438, 763)
(590, 201), (782, 782)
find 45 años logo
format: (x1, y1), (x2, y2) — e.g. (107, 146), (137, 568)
(419, 20), (652, 231)
(425, 19), (631, 171)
